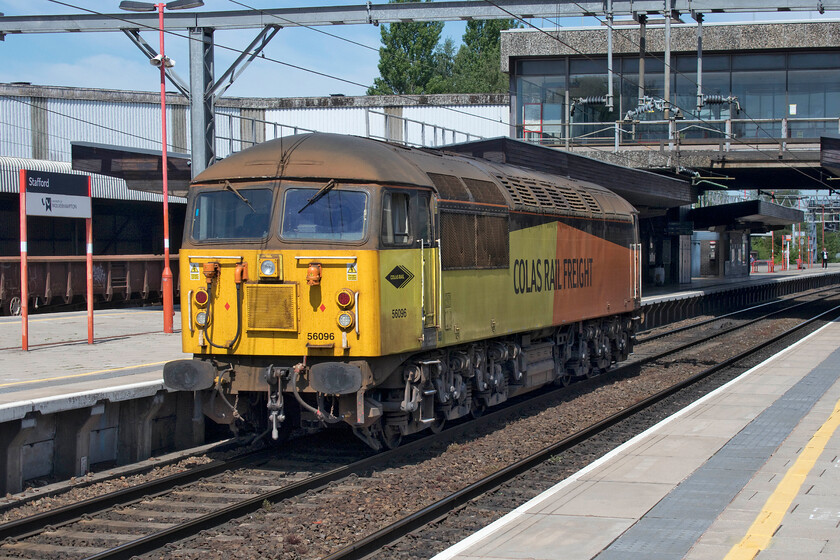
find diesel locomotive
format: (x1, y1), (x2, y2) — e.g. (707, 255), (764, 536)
(163, 133), (642, 449)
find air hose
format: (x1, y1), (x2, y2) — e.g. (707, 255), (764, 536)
(291, 367), (342, 424)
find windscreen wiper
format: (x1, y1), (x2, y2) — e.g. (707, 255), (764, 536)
(297, 179), (336, 214)
(225, 180), (256, 213)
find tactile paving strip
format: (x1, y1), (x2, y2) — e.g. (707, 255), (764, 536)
(596, 346), (840, 560)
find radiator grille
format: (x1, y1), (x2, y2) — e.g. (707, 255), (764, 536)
(427, 172), (469, 201)
(462, 178), (508, 206)
(245, 284), (298, 331)
(493, 174), (602, 215)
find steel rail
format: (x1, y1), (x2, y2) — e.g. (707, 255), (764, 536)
(632, 289), (840, 358)
(321, 303), (840, 560)
(0, 448), (269, 541)
(80, 297), (840, 559)
(4, 297), (837, 558)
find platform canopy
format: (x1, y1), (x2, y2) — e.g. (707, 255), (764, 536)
(688, 200), (804, 233)
(822, 136), (840, 181)
(440, 137), (694, 218)
(71, 142), (192, 197)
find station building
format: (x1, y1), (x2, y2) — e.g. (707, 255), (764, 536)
(501, 19), (839, 284)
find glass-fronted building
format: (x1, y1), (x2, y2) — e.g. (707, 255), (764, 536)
(503, 20), (840, 146)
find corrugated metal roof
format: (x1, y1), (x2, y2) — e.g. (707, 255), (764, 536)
(0, 157), (186, 204)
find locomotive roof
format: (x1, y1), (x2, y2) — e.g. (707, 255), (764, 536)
(193, 133), (636, 220)
(193, 133), (434, 188)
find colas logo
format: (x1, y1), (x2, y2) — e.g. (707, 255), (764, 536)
(386, 265), (414, 289)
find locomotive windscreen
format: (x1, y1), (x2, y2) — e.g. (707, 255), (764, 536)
(281, 187), (367, 241)
(191, 186), (273, 241)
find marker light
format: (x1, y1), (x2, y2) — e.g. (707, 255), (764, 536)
(336, 288), (354, 309)
(194, 288), (209, 307)
(337, 312), (355, 330)
(195, 311), (210, 328)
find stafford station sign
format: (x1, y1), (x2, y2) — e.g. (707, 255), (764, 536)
(23, 170), (91, 219)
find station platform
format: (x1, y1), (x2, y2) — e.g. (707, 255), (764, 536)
(642, 262), (839, 305)
(432, 319), (840, 560)
(0, 307), (184, 422)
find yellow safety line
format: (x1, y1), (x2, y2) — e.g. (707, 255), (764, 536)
(0, 361), (167, 389)
(725, 397), (840, 559)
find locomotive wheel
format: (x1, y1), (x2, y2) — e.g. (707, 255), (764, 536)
(429, 411), (446, 434)
(555, 369), (573, 387)
(8, 297), (21, 317)
(380, 424), (402, 450)
(470, 401), (486, 419)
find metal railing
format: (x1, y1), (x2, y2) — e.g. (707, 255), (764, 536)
(362, 108), (482, 147)
(214, 109), (484, 158)
(518, 116), (840, 153)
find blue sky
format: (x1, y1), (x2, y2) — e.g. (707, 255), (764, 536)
(0, 1), (831, 98)
(0, 0), (458, 98)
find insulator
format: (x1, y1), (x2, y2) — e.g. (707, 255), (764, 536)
(703, 94), (728, 105)
(576, 96), (607, 105)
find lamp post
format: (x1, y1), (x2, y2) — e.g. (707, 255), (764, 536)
(119, 0), (203, 333)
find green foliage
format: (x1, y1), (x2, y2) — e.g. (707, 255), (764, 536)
(366, 0), (444, 95)
(368, 9), (518, 95)
(751, 228), (840, 265)
(448, 20), (516, 93)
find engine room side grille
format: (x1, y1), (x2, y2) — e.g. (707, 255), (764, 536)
(245, 284), (298, 332)
(441, 211), (509, 270)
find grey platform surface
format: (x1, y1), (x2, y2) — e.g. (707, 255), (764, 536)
(433, 320), (840, 560)
(0, 307), (185, 421)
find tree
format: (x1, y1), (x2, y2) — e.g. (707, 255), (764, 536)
(449, 20), (517, 93)
(367, 0), (444, 95)
(425, 38), (457, 93)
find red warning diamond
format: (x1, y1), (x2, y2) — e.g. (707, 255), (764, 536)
(225, 302), (231, 311)
(319, 304), (326, 312)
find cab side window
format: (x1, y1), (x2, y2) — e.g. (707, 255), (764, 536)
(382, 191), (411, 246)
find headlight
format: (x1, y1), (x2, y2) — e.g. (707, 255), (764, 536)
(195, 311), (210, 328)
(260, 259), (276, 276)
(337, 312), (355, 330)
(258, 255), (281, 279)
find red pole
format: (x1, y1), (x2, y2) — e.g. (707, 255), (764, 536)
(86, 176), (94, 344)
(158, 3), (174, 334)
(19, 169), (28, 351)
(823, 205), (826, 249)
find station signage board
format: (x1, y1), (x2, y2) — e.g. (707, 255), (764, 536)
(23, 170), (91, 219)
(664, 221), (694, 236)
(18, 169), (94, 350)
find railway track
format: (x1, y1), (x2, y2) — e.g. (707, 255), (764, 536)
(1, 292), (838, 559)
